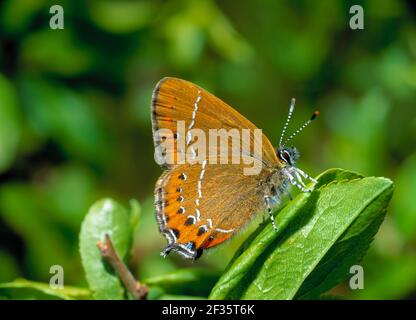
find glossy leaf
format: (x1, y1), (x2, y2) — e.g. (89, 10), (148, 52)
(209, 169), (393, 299)
(0, 279), (91, 300)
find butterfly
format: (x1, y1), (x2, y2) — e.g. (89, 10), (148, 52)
(151, 77), (318, 260)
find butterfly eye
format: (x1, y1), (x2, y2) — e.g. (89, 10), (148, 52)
(280, 150), (292, 166)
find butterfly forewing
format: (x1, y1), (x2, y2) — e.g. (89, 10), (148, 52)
(151, 77), (279, 168)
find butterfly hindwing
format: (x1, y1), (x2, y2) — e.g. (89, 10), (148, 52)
(155, 158), (272, 259)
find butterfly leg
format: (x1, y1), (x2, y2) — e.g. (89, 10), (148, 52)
(161, 245), (173, 258)
(295, 167), (318, 184)
(286, 170), (312, 193)
(264, 196), (278, 232)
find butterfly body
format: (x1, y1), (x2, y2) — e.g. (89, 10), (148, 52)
(151, 77), (317, 260)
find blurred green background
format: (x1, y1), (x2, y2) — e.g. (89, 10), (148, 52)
(0, 0), (415, 299)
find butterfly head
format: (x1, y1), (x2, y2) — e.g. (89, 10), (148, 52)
(277, 146), (299, 168)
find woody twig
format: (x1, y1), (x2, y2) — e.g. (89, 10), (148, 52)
(97, 234), (148, 300)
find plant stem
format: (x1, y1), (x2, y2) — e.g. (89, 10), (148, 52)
(97, 234), (148, 300)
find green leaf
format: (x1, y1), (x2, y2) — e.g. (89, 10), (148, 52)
(79, 198), (135, 299)
(143, 269), (220, 297)
(0, 279), (91, 300)
(209, 169), (393, 299)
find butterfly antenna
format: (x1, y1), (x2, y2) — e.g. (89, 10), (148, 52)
(279, 98), (296, 146)
(282, 110), (320, 146)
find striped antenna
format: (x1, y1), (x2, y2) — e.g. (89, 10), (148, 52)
(282, 110), (320, 146)
(279, 98), (296, 146)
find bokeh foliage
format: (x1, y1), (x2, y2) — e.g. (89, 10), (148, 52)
(0, 0), (415, 299)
